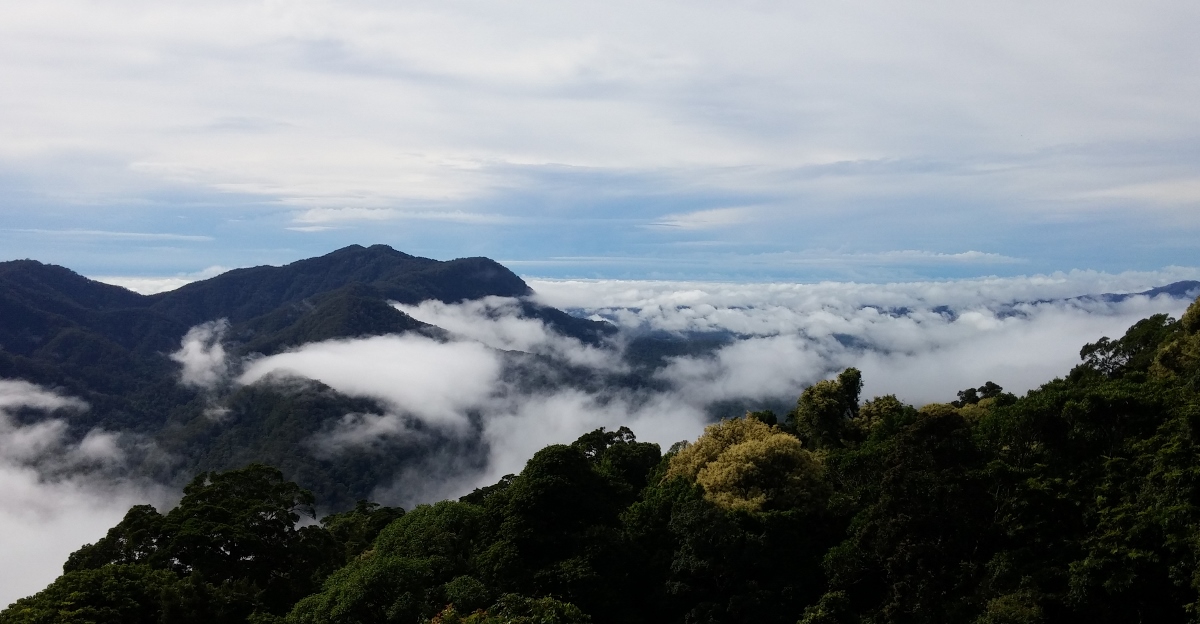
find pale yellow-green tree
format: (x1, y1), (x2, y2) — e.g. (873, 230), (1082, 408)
(1152, 296), (1200, 382)
(666, 417), (825, 513)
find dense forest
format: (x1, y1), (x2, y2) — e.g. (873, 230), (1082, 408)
(3, 295), (1199, 623)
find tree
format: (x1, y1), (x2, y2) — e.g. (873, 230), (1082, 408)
(666, 417), (825, 514)
(0, 565), (178, 624)
(58, 465), (347, 620)
(789, 368), (863, 449)
(289, 500), (486, 624)
(428, 594), (591, 624)
(321, 500), (405, 561)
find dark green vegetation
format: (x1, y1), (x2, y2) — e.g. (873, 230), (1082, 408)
(0, 245), (614, 505)
(6, 297), (1200, 623)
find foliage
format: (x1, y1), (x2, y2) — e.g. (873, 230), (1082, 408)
(788, 368), (863, 448)
(428, 594), (591, 623)
(666, 417), (825, 513)
(0, 565), (178, 624)
(7, 465), (386, 623)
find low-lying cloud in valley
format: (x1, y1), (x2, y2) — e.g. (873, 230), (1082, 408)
(3, 270), (1199, 607)
(225, 271), (1199, 506)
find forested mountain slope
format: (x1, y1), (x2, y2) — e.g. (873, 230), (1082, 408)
(0, 245), (613, 503)
(5, 295), (1200, 624)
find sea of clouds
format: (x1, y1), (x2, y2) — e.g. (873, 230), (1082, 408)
(3, 270), (1198, 606)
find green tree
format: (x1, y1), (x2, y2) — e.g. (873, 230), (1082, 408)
(789, 368), (863, 449)
(289, 500), (485, 624)
(58, 465), (345, 620)
(428, 594), (591, 624)
(0, 565), (178, 624)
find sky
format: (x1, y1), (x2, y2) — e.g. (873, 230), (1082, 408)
(0, 0), (1197, 280)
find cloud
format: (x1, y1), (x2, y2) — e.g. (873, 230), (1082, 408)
(527, 268), (1200, 315)
(859, 250), (1026, 265)
(313, 412), (422, 457)
(1078, 177), (1200, 206)
(7, 229), (213, 242)
(92, 266), (231, 295)
(0, 379), (86, 413)
(239, 334), (501, 430)
(171, 320), (230, 388)
(0, 380), (173, 607)
(285, 225), (341, 233)
(1, 0), (1198, 282)
(472, 390), (708, 493)
(648, 207), (756, 230)
(525, 273), (1198, 404)
(394, 297), (625, 370)
(292, 207), (515, 225)
(0, 466), (166, 608)
(226, 273), (1198, 512)
(655, 335), (829, 405)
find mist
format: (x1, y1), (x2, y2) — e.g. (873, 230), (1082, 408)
(0, 381), (173, 607)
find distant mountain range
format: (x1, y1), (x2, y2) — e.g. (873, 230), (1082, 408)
(0, 245), (617, 505)
(2, 245), (1197, 508)
(0, 244), (611, 413)
(1078, 280), (1200, 303)
(1, 244), (610, 357)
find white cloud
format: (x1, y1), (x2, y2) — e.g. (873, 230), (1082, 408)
(92, 266), (231, 295)
(527, 274), (1198, 404)
(0, 0), (1197, 221)
(292, 207), (515, 225)
(852, 301), (1171, 403)
(394, 297), (625, 370)
(527, 268), (1200, 314)
(1078, 177), (1200, 206)
(648, 207), (756, 230)
(171, 320), (230, 388)
(473, 390), (708, 491)
(313, 412), (419, 456)
(656, 335), (829, 405)
(229, 274), (1197, 512)
(370, 388), (711, 509)
(861, 250), (1026, 265)
(9, 229), (213, 242)
(0, 380), (172, 607)
(0, 466), (165, 608)
(238, 334), (501, 430)
(0, 379), (86, 413)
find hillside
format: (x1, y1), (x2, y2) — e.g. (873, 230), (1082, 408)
(0, 245), (614, 503)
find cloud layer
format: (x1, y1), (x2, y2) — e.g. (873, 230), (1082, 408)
(226, 273), (1197, 509)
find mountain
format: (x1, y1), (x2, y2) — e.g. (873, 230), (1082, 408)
(0, 244), (612, 357)
(3, 247), (1195, 508)
(0, 245), (614, 497)
(1084, 279), (1200, 303)
(145, 244), (533, 325)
